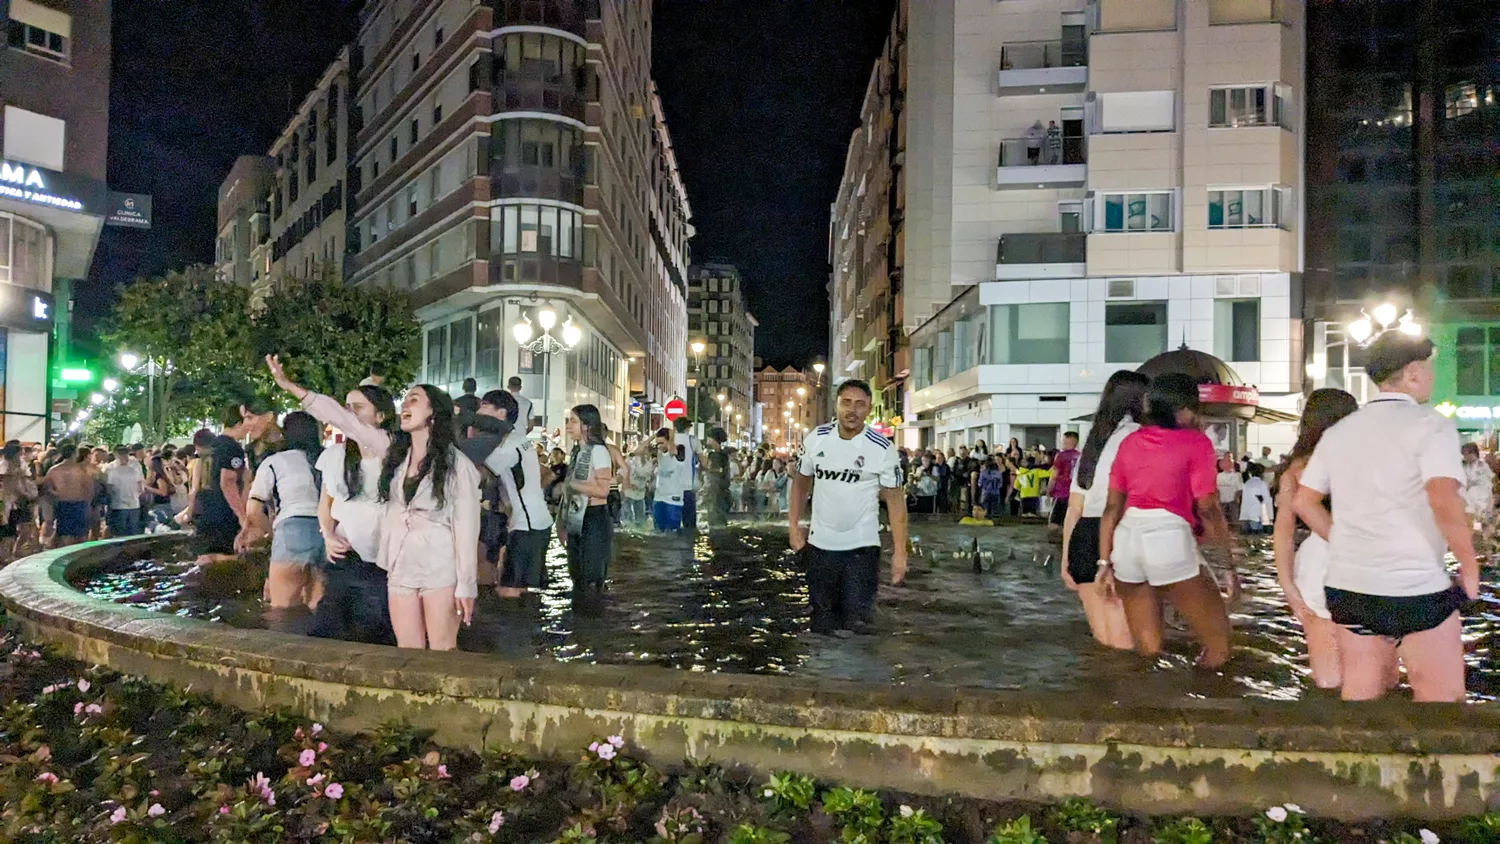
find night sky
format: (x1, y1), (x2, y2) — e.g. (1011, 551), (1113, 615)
(85, 0), (896, 368)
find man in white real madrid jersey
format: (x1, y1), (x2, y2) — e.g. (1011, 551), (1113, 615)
(789, 378), (909, 636)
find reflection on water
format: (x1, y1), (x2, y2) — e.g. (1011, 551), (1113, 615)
(73, 523), (1500, 703)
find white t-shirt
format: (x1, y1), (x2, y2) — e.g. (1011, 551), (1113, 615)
(797, 424), (901, 551)
(1239, 476), (1272, 522)
(1216, 470), (1244, 504)
(483, 429), (553, 531)
(675, 431), (700, 482)
(249, 450), (323, 526)
(511, 391), (533, 432)
(654, 448), (690, 505)
(316, 446), (384, 562)
(625, 456), (653, 500)
(1070, 417), (1140, 519)
(105, 461), (144, 510)
(1300, 392), (1464, 596)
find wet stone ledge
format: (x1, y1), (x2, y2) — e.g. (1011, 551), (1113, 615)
(2, 537), (1499, 820)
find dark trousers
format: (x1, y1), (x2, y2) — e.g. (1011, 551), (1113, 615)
(804, 544), (880, 633)
(309, 553), (395, 646)
(683, 490), (697, 530)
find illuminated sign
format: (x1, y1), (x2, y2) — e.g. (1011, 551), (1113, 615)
(1435, 402), (1500, 421)
(0, 160), (105, 216)
(1198, 384), (1259, 406)
(0, 285), (54, 333)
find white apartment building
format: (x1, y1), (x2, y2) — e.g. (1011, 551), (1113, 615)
(903, 0), (1304, 455)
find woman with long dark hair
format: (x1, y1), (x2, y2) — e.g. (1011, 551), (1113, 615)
(1098, 373), (1238, 668)
(268, 356), (481, 650)
(309, 383), (399, 645)
(563, 404), (615, 609)
(239, 410), (326, 609)
(1061, 370), (1148, 650)
(1273, 388), (1358, 689)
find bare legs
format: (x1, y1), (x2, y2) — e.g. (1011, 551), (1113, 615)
(1293, 610), (1342, 690)
(1336, 613), (1463, 702)
(1076, 581), (1134, 650)
(266, 562), (312, 610)
(1116, 571), (1231, 669)
(387, 586), (461, 651)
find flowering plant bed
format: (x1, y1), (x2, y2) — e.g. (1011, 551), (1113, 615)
(0, 631), (1495, 843)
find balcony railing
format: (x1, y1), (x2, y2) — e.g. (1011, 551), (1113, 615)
(996, 232), (1087, 265)
(999, 40), (1086, 71)
(1208, 0), (1283, 25)
(997, 135), (1086, 167)
(488, 0), (595, 36)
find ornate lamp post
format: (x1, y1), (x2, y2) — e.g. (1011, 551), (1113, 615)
(512, 304), (582, 434)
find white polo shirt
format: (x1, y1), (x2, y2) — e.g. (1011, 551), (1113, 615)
(797, 423), (901, 551)
(1300, 392), (1463, 596)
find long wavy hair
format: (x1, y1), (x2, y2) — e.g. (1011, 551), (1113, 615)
(569, 404), (606, 473)
(343, 384), (396, 500)
(378, 384), (457, 509)
(1288, 388), (1358, 463)
(1077, 370), (1150, 490)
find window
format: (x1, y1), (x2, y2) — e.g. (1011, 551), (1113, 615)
(426, 325), (448, 384)
(1101, 191), (1173, 232)
(389, 136), (398, 163)
(407, 186), (417, 218)
(1446, 82), (1480, 119)
(411, 51), (420, 73)
(1095, 91), (1175, 132)
(489, 204), (583, 258)
(1210, 85), (1291, 129)
(432, 102), (443, 125)
(6, 17), (67, 61)
(476, 308), (502, 381)
(409, 118), (418, 145)
(989, 303), (1069, 364)
(1213, 300), (1259, 362)
(1105, 302), (1168, 362)
(1454, 327), (1500, 396)
(448, 316), (472, 385)
(1208, 187), (1288, 229)
(434, 26), (444, 48)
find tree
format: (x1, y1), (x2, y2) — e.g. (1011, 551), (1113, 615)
(253, 269), (421, 397)
(97, 266), (259, 443)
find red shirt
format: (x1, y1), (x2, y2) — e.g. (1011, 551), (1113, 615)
(1049, 448), (1079, 500)
(1108, 426), (1218, 526)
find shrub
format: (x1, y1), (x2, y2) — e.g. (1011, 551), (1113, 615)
(988, 814), (1048, 844)
(1051, 797), (1118, 842)
(1153, 816), (1214, 844)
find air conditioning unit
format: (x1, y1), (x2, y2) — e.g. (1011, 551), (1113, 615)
(1107, 279), (1134, 298)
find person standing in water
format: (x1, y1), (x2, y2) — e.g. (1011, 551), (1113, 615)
(475, 390), (554, 599)
(1272, 387), (1358, 691)
(1061, 370), (1147, 651)
(193, 404), (270, 565)
(1098, 373), (1238, 668)
(268, 355), (482, 651)
(238, 411), (326, 609)
(789, 379), (909, 636)
(1293, 334), (1479, 702)
(563, 404), (616, 610)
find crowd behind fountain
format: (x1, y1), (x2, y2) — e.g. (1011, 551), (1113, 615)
(0, 331), (1489, 702)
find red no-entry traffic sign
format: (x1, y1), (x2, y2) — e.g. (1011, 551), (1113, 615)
(663, 398), (687, 420)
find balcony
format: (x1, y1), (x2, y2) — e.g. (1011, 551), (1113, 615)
(1208, 0), (1284, 25)
(995, 135), (1086, 189)
(995, 232), (1086, 280)
(487, 0), (596, 37)
(997, 41), (1087, 96)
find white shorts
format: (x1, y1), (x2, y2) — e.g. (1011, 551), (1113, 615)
(1293, 534), (1331, 619)
(1110, 508), (1203, 587)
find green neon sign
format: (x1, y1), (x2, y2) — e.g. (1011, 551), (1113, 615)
(59, 368), (93, 383)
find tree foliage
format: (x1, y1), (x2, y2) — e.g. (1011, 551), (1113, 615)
(91, 265), (422, 443)
(253, 269), (421, 397)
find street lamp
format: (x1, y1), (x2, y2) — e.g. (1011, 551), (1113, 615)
(1307, 302), (1423, 396)
(118, 352), (140, 371)
(89, 393), (104, 406)
(689, 340), (706, 426)
(102, 378), (119, 392)
(512, 301), (583, 434)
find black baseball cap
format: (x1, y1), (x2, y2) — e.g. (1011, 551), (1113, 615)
(1364, 332), (1435, 385)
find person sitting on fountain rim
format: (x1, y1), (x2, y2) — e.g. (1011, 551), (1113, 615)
(788, 378), (909, 637)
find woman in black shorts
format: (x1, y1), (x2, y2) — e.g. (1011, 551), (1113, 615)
(1060, 370), (1148, 650)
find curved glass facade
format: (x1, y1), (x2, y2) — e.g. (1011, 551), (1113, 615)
(490, 118), (585, 204)
(492, 32), (590, 121)
(488, 202), (585, 286)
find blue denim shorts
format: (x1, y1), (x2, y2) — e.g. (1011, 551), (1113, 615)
(271, 516), (325, 566)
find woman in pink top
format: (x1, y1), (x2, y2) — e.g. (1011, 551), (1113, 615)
(1098, 373), (1238, 668)
(266, 355), (481, 651)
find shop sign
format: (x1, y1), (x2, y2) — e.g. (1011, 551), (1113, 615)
(1435, 402), (1500, 421)
(0, 284), (52, 333)
(104, 192), (152, 229)
(1198, 384), (1259, 406)
(0, 159), (105, 216)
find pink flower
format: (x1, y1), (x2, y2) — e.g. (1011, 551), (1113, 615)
(317, 742), (327, 752)
(147, 803), (165, 817)
(109, 806), (126, 824)
(436, 764), (450, 779)
(509, 774), (530, 791)
(34, 772), (57, 784)
(218, 805), (229, 815)
(607, 735), (624, 748)
(307, 773), (325, 786)
(85, 703), (102, 715)
(311, 723), (323, 735)
(324, 782), (344, 800)
(299, 748), (316, 767)
(596, 743), (617, 761)
(488, 811), (505, 834)
(76, 679), (90, 693)
(149, 790), (158, 797)
(588, 741), (599, 752)
(40, 683), (61, 695)
(73, 702), (83, 715)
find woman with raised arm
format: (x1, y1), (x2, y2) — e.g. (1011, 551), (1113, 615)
(1273, 388), (1358, 689)
(266, 355), (481, 651)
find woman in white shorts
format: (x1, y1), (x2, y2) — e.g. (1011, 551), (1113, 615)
(1098, 373), (1240, 669)
(268, 355), (481, 651)
(1272, 388), (1357, 690)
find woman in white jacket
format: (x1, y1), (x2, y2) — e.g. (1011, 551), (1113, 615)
(267, 355), (481, 651)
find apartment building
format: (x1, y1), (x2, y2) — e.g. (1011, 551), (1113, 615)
(1302, 0), (1499, 433)
(688, 262), (755, 428)
(891, 0), (1304, 455)
(345, 0), (690, 436)
(754, 364), (826, 449)
(215, 155), (275, 288)
(0, 0), (111, 442)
